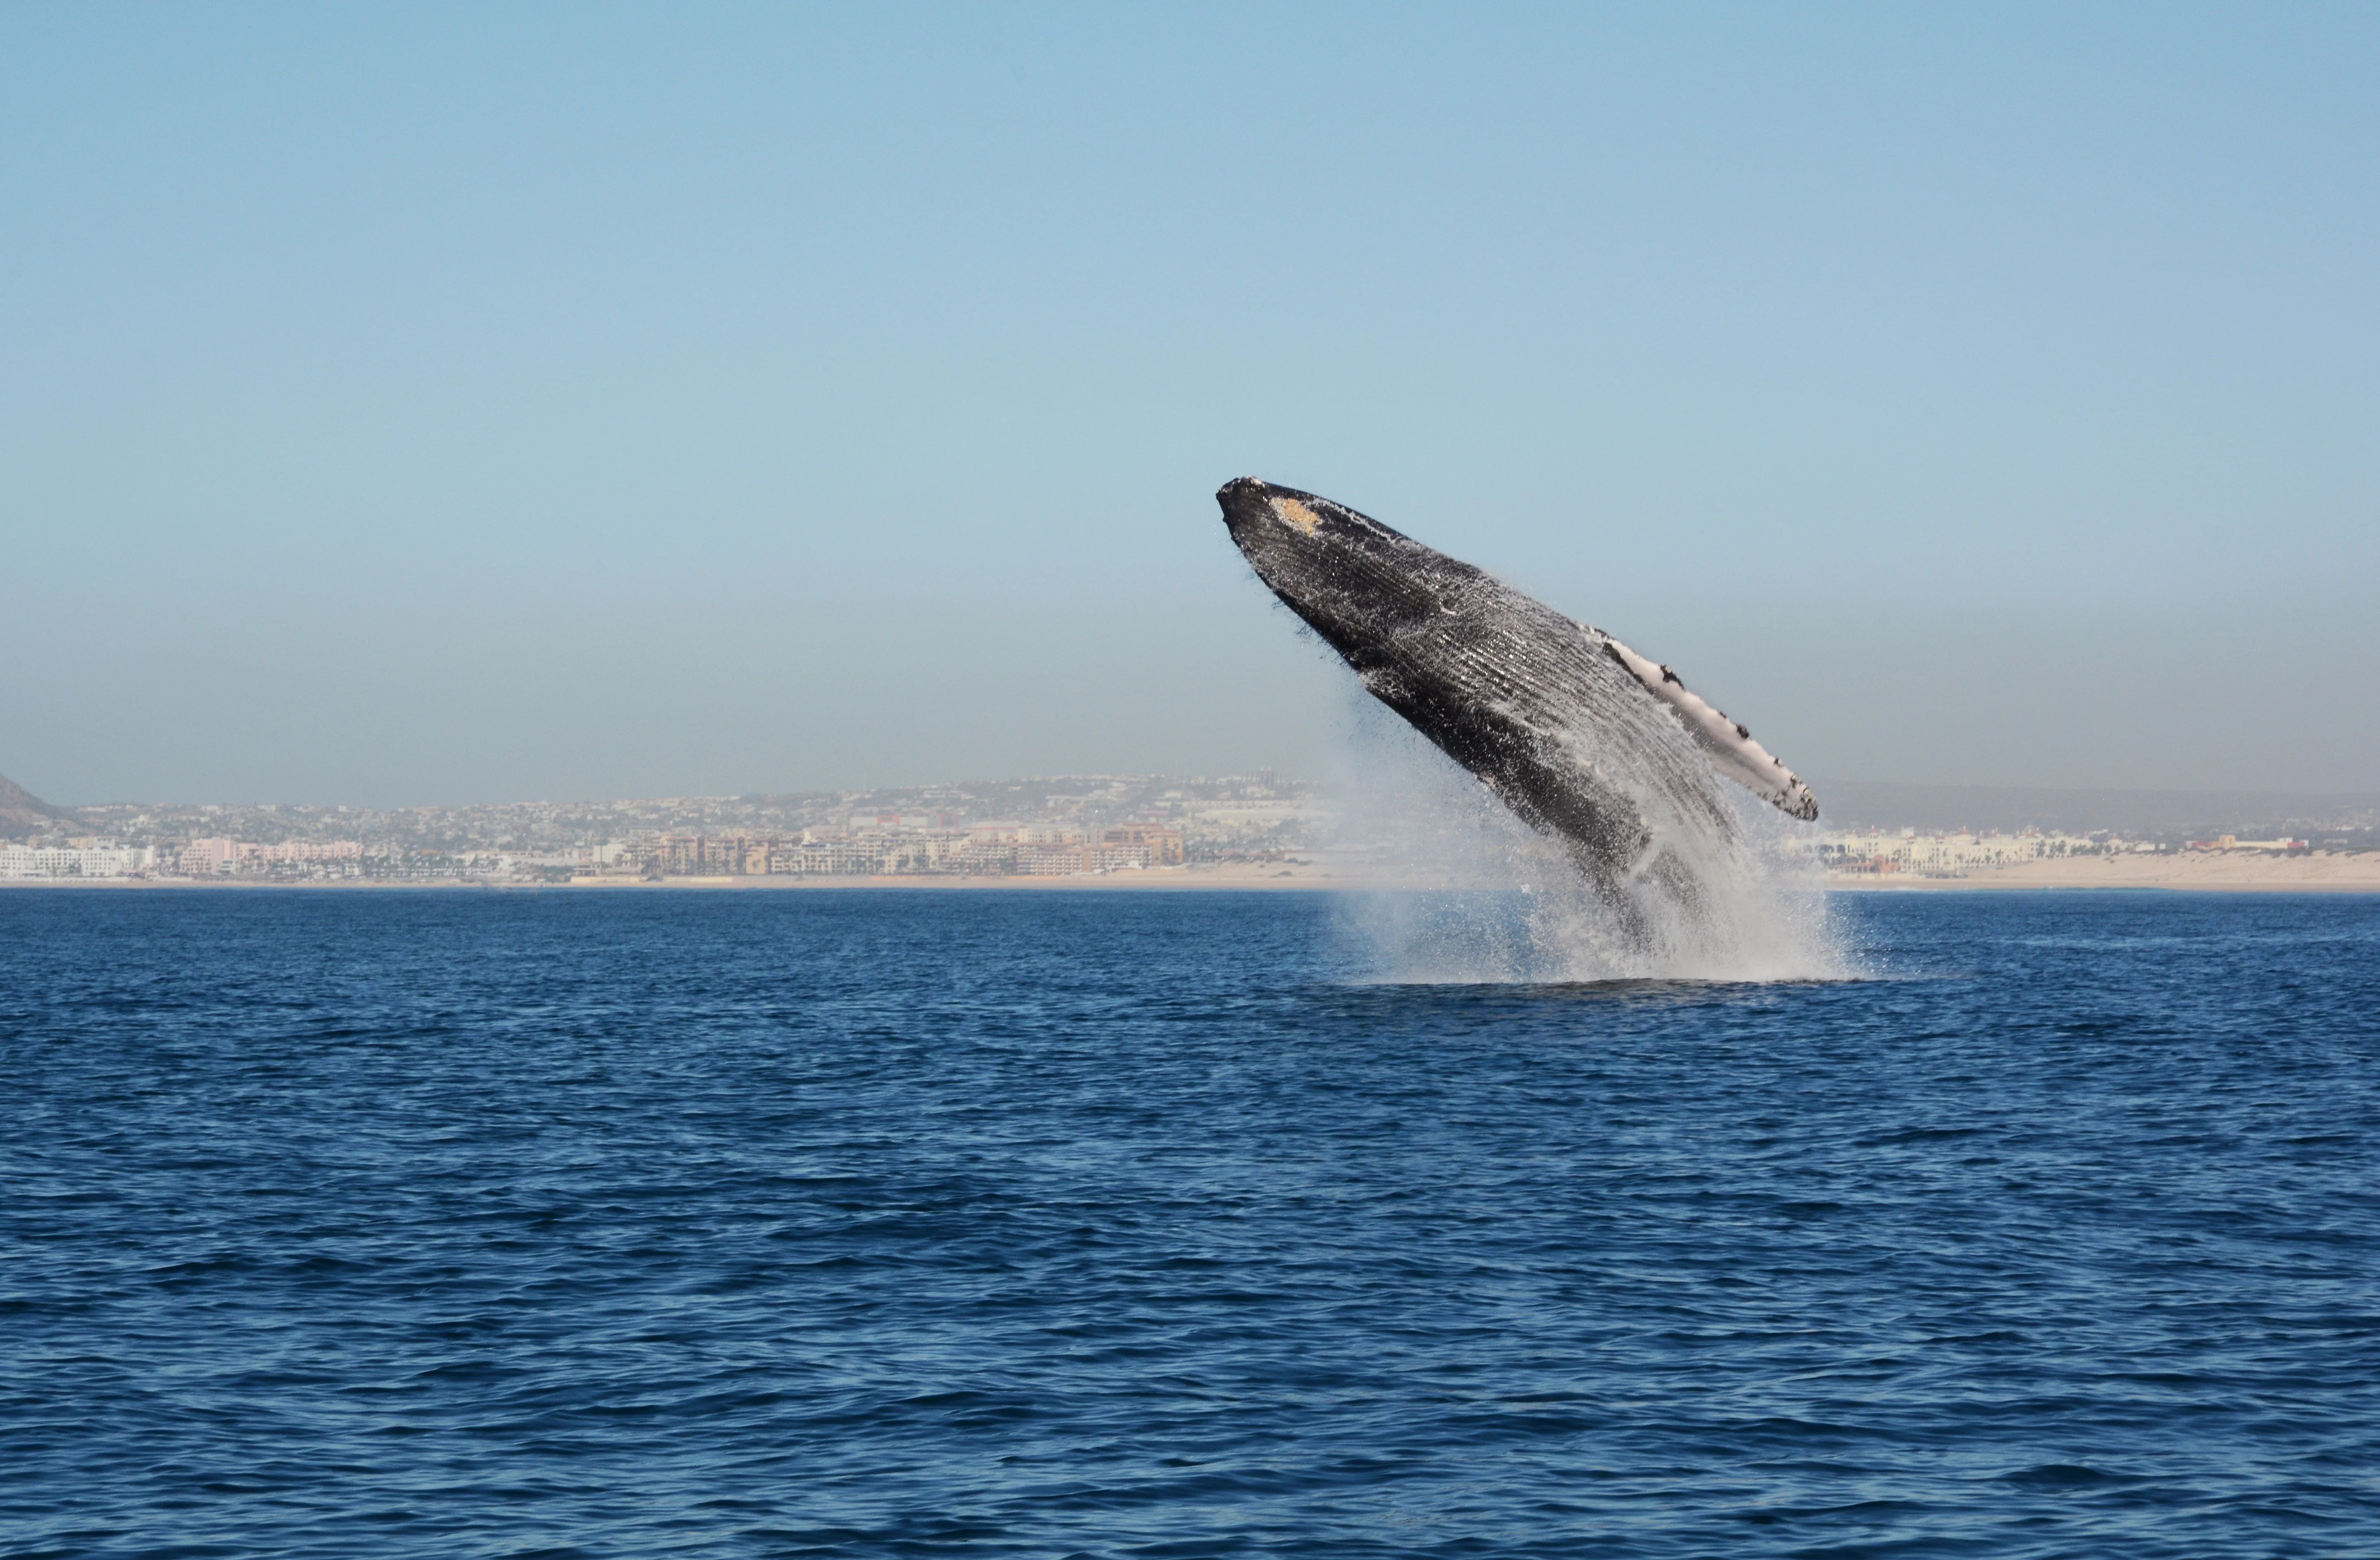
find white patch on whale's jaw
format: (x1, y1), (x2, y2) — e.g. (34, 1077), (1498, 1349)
(1594, 628), (1820, 822)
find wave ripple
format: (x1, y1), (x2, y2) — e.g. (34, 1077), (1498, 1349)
(4, 889), (2378, 1556)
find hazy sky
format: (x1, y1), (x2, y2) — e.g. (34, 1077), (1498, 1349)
(5, 4), (2374, 805)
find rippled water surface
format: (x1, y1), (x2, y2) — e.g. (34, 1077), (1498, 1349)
(5, 887), (2379, 1558)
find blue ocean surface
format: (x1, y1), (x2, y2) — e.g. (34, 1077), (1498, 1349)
(4, 887), (2378, 1558)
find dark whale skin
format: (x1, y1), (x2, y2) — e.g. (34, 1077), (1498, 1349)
(1216, 476), (1770, 913)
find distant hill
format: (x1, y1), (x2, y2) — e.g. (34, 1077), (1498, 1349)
(0, 771), (79, 833)
(1813, 781), (2380, 836)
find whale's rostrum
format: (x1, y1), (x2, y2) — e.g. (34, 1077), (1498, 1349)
(1216, 477), (1817, 943)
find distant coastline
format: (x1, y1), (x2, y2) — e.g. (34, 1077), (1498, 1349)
(0, 859), (1345, 892)
(12, 767), (2380, 893)
(10, 854), (2378, 893)
(1826, 851), (2380, 893)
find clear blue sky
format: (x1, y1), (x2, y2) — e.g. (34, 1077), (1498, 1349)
(5, 3), (2374, 805)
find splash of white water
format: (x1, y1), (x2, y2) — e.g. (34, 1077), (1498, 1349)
(1323, 699), (1848, 984)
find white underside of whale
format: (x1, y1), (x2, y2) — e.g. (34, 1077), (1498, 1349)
(1591, 628), (1819, 822)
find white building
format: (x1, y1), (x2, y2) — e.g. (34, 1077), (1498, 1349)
(176, 838), (365, 875)
(1814, 829), (2159, 875)
(0, 844), (153, 878)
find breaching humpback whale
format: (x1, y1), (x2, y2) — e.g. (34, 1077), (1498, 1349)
(1218, 477), (1816, 933)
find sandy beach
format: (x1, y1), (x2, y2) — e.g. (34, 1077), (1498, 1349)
(0, 859), (1357, 891)
(563, 859), (1357, 890)
(1828, 851), (2380, 893)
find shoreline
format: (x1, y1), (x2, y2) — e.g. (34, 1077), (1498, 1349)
(8, 858), (2380, 894)
(0, 861), (1355, 892)
(1824, 852), (2380, 894)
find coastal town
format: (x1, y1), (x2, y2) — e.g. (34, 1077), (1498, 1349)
(4, 769), (2375, 888)
(0, 772), (1304, 884)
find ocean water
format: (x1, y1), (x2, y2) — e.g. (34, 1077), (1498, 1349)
(4, 887), (2378, 1558)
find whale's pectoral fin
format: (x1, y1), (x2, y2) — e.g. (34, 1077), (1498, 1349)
(1591, 628), (1820, 822)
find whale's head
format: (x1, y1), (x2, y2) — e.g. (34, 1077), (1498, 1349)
(1215, 478), (1475, 654)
